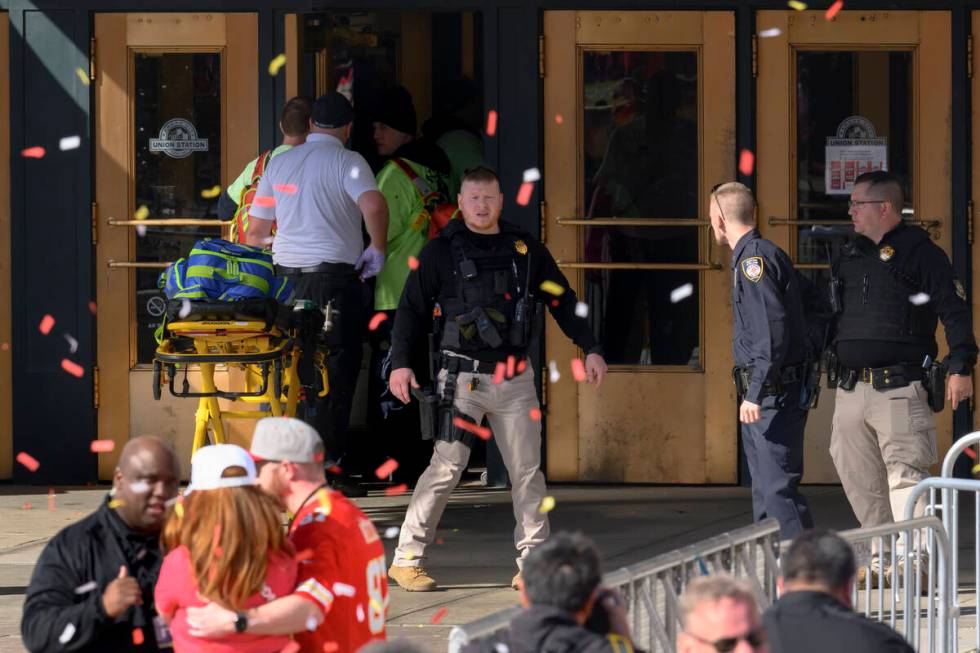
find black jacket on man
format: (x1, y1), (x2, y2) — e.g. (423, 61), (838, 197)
(21, 498), (164, 652)
(764, 590), (914, 653)
(462, 605), (635, 653)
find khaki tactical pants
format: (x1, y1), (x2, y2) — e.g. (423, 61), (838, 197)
(393, 365), (549, 570)
(830, 380), (937, 528)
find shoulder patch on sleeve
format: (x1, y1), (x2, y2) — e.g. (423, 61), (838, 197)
(741, 256), (764, 283)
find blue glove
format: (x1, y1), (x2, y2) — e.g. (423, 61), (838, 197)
(354, 245), (385, 280)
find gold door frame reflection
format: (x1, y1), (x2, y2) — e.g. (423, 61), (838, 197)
(544, 11), (735, 483)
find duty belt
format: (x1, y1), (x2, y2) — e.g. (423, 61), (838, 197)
(274, 262), (355, 276)
(440, 353), (528, 376)
(733, 362), (806, 397)
(838, 363), (924, 391)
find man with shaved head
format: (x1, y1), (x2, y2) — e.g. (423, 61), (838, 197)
(22, 436), (179, 652)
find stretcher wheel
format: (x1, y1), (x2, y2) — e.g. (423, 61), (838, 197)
(152, 361), (162, 401)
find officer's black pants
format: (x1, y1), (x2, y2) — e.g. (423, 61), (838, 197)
(290, 267), (364, 463)
(740, 383), (813, 539)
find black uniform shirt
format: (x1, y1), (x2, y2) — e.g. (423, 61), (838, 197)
(390, 220), (599, 369)
(732, 229), (809, 403)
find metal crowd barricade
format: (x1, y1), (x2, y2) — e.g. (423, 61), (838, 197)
(447, 519), (781, 653)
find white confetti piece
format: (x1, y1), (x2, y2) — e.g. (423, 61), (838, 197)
(759, 27), (782, 37)
(383, 526), (400, 539)
(909, 292), (930, 306)
(670, 283), (694, 303)
(129, 480), (150, 494)
(351, 166), (360, 180)
(494, 644), (511, 653)
(136, 224), (147, 237)
(548, 360), (561, 383)
(332, 582), (356, 597)
(59, 135), (81, 151)
(356, 604), (365, 622)
(74, 581), (97, 594)
(305, 616), (318, 631)
(522, 167), (541, 183)
(59, 623), (77, 644)
(575, 301), (588, 318)
(179, 300), (192, 319)
(64, 333), (78, 354)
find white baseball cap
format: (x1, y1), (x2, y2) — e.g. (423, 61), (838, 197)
(186, 444), (257, 493)
(250, 417), (324, 464)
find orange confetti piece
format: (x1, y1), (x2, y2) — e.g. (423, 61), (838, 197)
(738, 149), (755, 176)
(90, 440), (115, 453)
(48, 488), (56, 511)
(1, 343), (9, 351)
(323, 643), (340, 653)
(132, 628), (144, 645)
(408, 255), (420, 271)
(281, 643), (300, 653)
(431, 607), (449, 624)
(88, 301), (97, 315)
(529, 407), (542, 421)
(21, 146), (45, 159)
(453, 417), (491, 440)
(486, 110), (498, 136)
(274, 183), (298, 194)
(253, 196), (276, 208)
(368, 312), (388, 331)
(295, 549), (315, 562)
(61, 359), (84, 378)
(39, 315), (55, 335)
(314, 451), (325, 463)
(327, 464), (342, 475)
(571, 358), (587, 382)
(506, 355), (516, 379)
(516, 182), (534, 206)
(825, 0), (843, 19)
(517, 359), (527, 374)
(375, 458), (399, 479)
(16, 452), (40, 472)
(965, 447), (977, 460)
(493, 361), (506, 385)
(385, 483), (409, 497)
(554, 114), (564, 125)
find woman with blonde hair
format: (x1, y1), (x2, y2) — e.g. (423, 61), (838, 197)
(155, 444), (297, 653)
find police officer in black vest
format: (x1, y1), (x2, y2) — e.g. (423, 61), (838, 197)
(829, 171), (976, 536)
(710, 182), (817, 539)
(386, 166), (607, 592)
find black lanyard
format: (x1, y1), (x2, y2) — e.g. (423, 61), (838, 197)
(287, 482), (329, 533)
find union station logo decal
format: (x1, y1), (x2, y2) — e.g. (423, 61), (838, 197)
(149, 118), (209, 159)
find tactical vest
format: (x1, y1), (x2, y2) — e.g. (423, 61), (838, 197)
(437, 220), (534, 352)
(834, 226), (937, 345)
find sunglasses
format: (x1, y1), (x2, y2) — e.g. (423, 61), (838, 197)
(685, 626), (767, 652)
(847, 199), (886, 209)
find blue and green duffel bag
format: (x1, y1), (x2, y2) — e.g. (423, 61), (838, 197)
(161, 238), (294, 304)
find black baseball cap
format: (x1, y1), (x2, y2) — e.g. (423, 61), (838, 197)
(311, 92), (354, 129)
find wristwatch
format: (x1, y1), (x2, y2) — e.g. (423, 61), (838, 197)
(234, 612), (249, 633)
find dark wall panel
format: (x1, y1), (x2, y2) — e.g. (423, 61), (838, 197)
(11, 7), (95, 483)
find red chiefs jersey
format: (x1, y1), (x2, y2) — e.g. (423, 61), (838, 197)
(290, 488), (388, 652)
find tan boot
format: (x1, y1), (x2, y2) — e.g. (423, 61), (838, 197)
(511, 571), (522, 590)
(388, 564), (438, 592)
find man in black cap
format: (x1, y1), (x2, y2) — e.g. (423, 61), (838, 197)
(247, 91), (390, 497)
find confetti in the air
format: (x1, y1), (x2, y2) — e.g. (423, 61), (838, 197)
(517, 359), (527, 374)
(282, 642), (301, 653)
(274, 183), (298, 194)
(305, 616), (318, 631)
(174, 501), (184, 519)
(523, 168), (541, 183)
(788, 0), (807, 9)
(268, 54), (287, 76)
(62, 333), (79, 355)
(351, 166), (361, 180)
(332, 582), (356, 597)
(89, 301), (97, 315)
(494, 644), (511, 653)
(21, 146), (45, 159)
(507, 355), (516, 378)
(59, 135), (81, 151)
(554, 114), (564, 125)
(200, 185), (222, 199)
(738, 149), (755, 176)
(431, 607), (449, 624)
(48, 488), (56, 511)
(375, 458), (399, 479)
(385, 483), (409, 497)
(539, 280), (565, 296)
(408, 255), (420, 271)
(539, 496), (556, 514)
(368, 312), (388, 331)
(324, 642), (340, 652)
(529, 408), (542, 421)
(383, 526), (400, 539)
(549, 360), (560, 382)
(62, 359), (84, 378)
(758, 27), (782, 38)
(74, 581), (98, 594)
(965, 447), (978, 460)
(909, 293), (930, 306)
(90, 440), (115, 453)
(826, 0), (844, 20)
(254, 196), (276, 208)
(571, 358), (587, 382)
(75, 67), (90, 86)
(671, 283), (694, 303)
(59, 623), (77, 644)
(131, 628), (145, 646)
(39, 314), (55, 335)
(493, 361), (506, 385)
(972, 463), (980, 476)
(486, 110), (498, 137)
(16, 452), (40, 472)
(356, 604), (366, 622)
(516, 182), (534, 206)
(179, 300), (192, 319)
(575, 302), (588, 318)
(134, 205), (150, 221)
(453, 416), (492, 440)
(21, 502), (32, 510)
(108, 499), (126, 509)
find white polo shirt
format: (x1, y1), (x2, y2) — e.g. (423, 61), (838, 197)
(250, 133), (378, 268)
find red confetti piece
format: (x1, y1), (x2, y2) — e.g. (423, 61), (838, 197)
(295, 549), (315, 562)
(16, 452), (39, 472)
(88, 301), (97, 315)
(385, 483), (409, 496)
(529, 407), (542, 421)
(516, 182), (534, 206)
(964, 447), (977, 460)
(1, 343), (8, 351)
(132, 628), (144, 645)
(314, 451), (325, 463)
(493, 362), (506, 385)
(436, 537), (444, 545)
(61, 359), (85, 378)
(517, 359), (527, 374)
(407, 255), (420, 271)
(48, 488), (56, 511)
(375, 458), (399, 479)
(431, 607), (449, 624)
(90, 440), (115, 453)
(551, 299), (559, 308)
(571, 358), (587, 382)
(323, 643), (340, 653)
(486, 110), (498, 136)
(274, 183), (298, 194)
(22, 502), (32, 510)
(738, 149), (755, 176)
(554, 114), (564, 125)
(21, 146), (45, 159)
(39, 315), (55, 335)
(452, 417), (491, 440)
(327, 464), (342, 474)
(825, 0), (843, 20)
(506, 355), (516, 379)
(282, 642), (301, 653)
(368, 312), (388, 331)
(253, 196), (276, 207)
